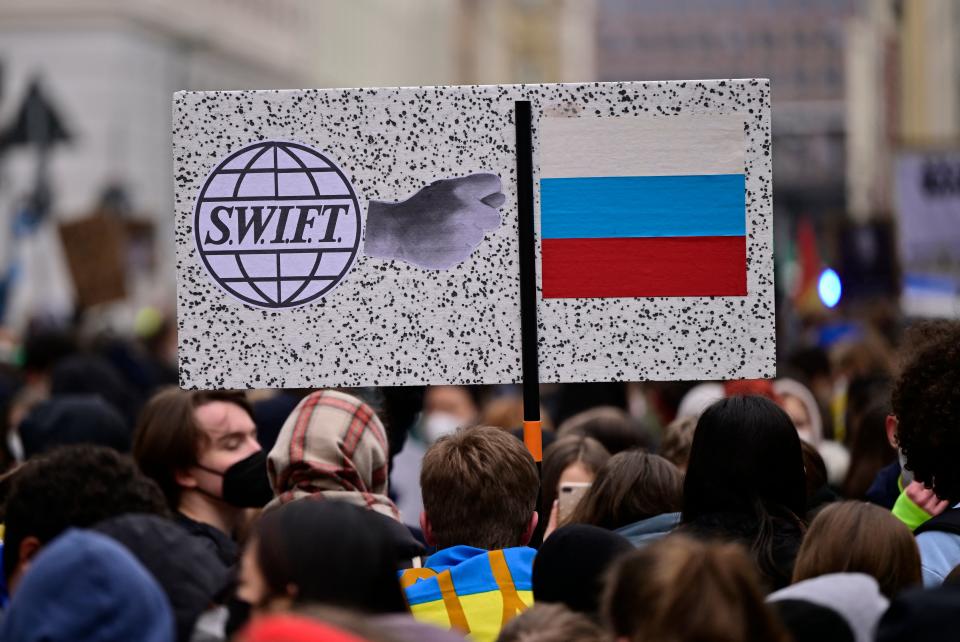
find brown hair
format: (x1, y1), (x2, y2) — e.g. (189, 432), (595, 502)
(421, 425), (538, 550)
(479, 396), (554, 433)
(536, 435), (610, 543)
(792, 501), (921, 597)
(842, 400), (896, 499)
(132, 387), (252, 508)
(799, 440), (827, 509)
(567, 451), (682, 530)
(604, 535), (789, 642)
(660, 415), (697, 471)
(557, 406), (647, 454)
(496, 603), (608, 642)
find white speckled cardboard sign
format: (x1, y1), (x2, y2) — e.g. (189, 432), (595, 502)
(174, 80), (774, 389)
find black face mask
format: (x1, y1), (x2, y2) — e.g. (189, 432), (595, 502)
(198, 450), (274, 508)
(225, 598), (252, 638)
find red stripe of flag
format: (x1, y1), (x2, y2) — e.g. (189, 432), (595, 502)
(541, 236), (747, 299)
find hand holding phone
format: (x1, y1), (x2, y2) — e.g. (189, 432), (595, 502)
(557, 482), (591, 525)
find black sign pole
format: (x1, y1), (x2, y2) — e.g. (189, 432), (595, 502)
(515, 100), (542, 464)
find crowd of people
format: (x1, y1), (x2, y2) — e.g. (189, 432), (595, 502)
(0, 317), (957, 642)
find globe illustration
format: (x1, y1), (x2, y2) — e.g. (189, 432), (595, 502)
(193, 140), (362, 309)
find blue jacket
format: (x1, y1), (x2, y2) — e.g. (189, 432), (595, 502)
(615, 512), (681, 547)
(0, 529), (174, 642)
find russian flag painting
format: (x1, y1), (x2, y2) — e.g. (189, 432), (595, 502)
(539, 114), (747, 299)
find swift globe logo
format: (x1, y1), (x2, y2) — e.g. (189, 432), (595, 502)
(193, 140), (363, 309)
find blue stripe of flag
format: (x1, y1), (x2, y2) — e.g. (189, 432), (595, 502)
(540, 174), (746, 239)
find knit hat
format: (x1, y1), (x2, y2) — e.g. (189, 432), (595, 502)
(267, 390), (398, 519)
(251, 499), (410, 614)
(19, 395), (130, 458)
(533, 524), (633, 616)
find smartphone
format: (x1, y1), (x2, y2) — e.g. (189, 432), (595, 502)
(558, 482), (592, 524)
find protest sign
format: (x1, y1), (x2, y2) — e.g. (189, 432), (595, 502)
(174, 80), (774, 389)
(59, 214), (127, 308)
(894, 150), (960, 319)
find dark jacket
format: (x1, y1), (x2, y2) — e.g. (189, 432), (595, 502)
(175, 512), (239, 570)
(680, 511), (804, 592)
(866, 461), (902, 510)
(95, 513), (232, 642)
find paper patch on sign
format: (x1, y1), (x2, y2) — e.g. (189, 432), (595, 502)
(192, 140), (363, 310)
(539, 114), (747, 299)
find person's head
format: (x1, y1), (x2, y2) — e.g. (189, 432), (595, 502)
(537, 435), (610, 543)
(768, 600), (854, 642)
(842, 400), (897, 499)
(0, 529), (174, 642)
(845, 374), (892, 445)
(768, 573), (889, 642)
(557, 406), (647, 455)
(479, 395), (554, 434)
(682, 396), (807, 523)
(603, 535), (788, 642)
(659, 415), (697, 471)
(567, 450), (682, 531)
(773, 379), (823, 445)
(237, 499), (407, 615)
(94, 513), (232, 642)
(875, 583), (960, 642)
(2, 445), (169, 591)
(420, 425), (538, 550)
(891, 321), (960, 502)
(792, 501), (920, 598)
(423, 385), (479, 424)
(19, 395), (130, 458)
(267, 390), (397, 519)
(496, 603), (607, 642)
(787, 347), (833, 406)
(532, 524), (632, 617)
(133, 388), (262, 511)
(50, 353), (143, 428)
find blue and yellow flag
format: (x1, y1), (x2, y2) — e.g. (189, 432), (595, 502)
(400, 546), (535, 642)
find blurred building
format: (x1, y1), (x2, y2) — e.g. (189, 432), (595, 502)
(597, 0), (857, 215)
(0, 0), (324, 326)
(848, 0), (960, 319)
(312, 0), (595, 87)
(898, 0), (960, 145)
(0, 0), (596, 329)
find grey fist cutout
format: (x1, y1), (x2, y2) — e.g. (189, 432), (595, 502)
(364, 173), (505, 270)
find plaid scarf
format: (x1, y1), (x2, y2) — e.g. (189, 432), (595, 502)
(266, 390), (400, 520)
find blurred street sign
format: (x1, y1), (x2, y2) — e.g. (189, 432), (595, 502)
(0, 78), (71, 149)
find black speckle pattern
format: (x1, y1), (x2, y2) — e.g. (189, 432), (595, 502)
(174, 80), (774, 389)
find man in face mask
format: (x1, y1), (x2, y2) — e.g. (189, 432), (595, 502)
(392, 386), (479, 526)
(133, 389), (274, 569)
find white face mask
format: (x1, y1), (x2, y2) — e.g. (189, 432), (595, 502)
(898, 448), (914, 486)
(192, 605), (229, 641)
(420, 411), (462, 444)
(7, 428), (23, 463)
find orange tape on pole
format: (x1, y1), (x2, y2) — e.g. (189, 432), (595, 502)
(523, 420), (543, 462)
